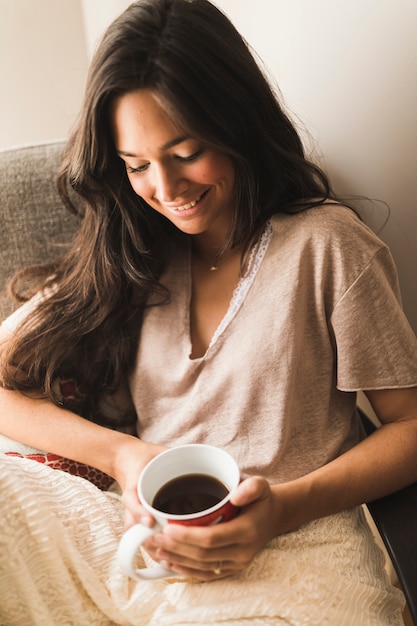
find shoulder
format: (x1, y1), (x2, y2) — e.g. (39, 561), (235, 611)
(271, 202), (375, 237)
(269, 203), (386, 261)
(265, 203), (397, 301)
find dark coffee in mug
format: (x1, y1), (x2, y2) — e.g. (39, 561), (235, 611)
(152, 473), (229, 515)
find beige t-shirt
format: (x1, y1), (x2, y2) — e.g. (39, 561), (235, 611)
(130, 206), (417, 483)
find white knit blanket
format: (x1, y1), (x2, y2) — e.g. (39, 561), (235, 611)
(0, 454), (404, 626)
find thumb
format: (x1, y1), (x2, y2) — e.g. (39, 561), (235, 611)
(230, 476), (270, 507)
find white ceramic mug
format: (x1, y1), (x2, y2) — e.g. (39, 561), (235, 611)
(117, 444), (240, 580)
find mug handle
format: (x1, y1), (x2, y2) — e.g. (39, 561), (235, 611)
(117, 522), (178, 580)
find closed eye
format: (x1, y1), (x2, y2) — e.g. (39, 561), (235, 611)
(175, 149), (204, 163)
(125, 149), (203, 174)
(126, 163), (149, 174)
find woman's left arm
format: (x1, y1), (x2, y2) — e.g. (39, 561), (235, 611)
(278, 385), (417, 531)
(143, 386), (417, 580)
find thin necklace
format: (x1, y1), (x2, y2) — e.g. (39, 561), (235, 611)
(192, 245), (225, 271)
(209, 255), (221, 271)
(209, 248), (231, 271)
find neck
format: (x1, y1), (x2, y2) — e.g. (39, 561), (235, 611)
(191, 232), (228, 266)
(191, 243), (225, 271)
(191, 239), (244, 273)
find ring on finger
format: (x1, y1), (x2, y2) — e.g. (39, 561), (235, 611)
(213, 560), (223, 575)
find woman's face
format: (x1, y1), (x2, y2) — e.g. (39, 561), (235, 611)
(111, 89), (236, 241)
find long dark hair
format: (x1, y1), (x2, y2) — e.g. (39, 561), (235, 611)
(1, 0), (334, 421)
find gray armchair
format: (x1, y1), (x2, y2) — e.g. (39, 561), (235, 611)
(0, 141), (415, 623)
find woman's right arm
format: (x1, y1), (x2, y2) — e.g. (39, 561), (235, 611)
(0, 326), (165, 515)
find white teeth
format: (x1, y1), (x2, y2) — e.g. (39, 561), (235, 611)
(175, 196), (200, 211)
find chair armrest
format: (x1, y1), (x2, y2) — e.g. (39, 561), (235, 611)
(366, 487), (417, 622)
(360, 409), (417, 623)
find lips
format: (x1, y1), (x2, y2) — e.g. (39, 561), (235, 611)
(163, 189), (209, 213)
(175, 196), (201, 211)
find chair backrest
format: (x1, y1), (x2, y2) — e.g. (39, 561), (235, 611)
(0, 141), (79, 320)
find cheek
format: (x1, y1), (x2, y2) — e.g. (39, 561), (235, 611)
(204, 155), (235, 187)
(127, 174), (151, 200)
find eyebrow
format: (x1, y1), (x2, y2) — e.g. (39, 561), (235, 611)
(117, 135), (189, 158)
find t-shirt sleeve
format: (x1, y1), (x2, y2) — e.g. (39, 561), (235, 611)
(331, 246), (417, 391)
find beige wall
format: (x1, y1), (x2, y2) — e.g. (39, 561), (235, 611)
(218, 0), (417, 333)
(1, 0), (416, 332)
(81, 0), (132, 57)
(0, 0), (87, 147)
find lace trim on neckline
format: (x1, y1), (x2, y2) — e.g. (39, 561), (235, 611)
(208, 221), (273, 350)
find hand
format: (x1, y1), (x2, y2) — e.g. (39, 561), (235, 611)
(113, 437), (167, 529)
(143, 476), (280, 581)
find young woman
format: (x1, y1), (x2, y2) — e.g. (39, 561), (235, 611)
(1, 0), (417, 624)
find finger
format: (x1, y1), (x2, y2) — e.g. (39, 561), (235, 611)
(161, 519), (238, 550)
(157, 555), (242, 582)
(149, 531), (254, 574)
(124, 508), (136, 530)
(162, 504), (257, 549)
(166, 564), (235, 581)
(124, 508), (155, 530)
(229, 476), (269, 507)
(122, 490), (155, 528)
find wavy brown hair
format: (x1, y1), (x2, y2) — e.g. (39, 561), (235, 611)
(1, 0), (334, 423)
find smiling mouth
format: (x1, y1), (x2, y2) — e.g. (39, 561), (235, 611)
(174, 196), (201, 211)
(172, 190), (207, 212)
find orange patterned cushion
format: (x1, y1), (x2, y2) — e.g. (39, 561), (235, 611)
(5, 451), (114, 490)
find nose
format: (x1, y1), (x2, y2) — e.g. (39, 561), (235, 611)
(153, 163), (188, 203)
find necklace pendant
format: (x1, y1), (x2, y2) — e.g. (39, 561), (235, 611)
(209, 264), (218, 271)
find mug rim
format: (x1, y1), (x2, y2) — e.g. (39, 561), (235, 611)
(138, 444), (240, 521)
